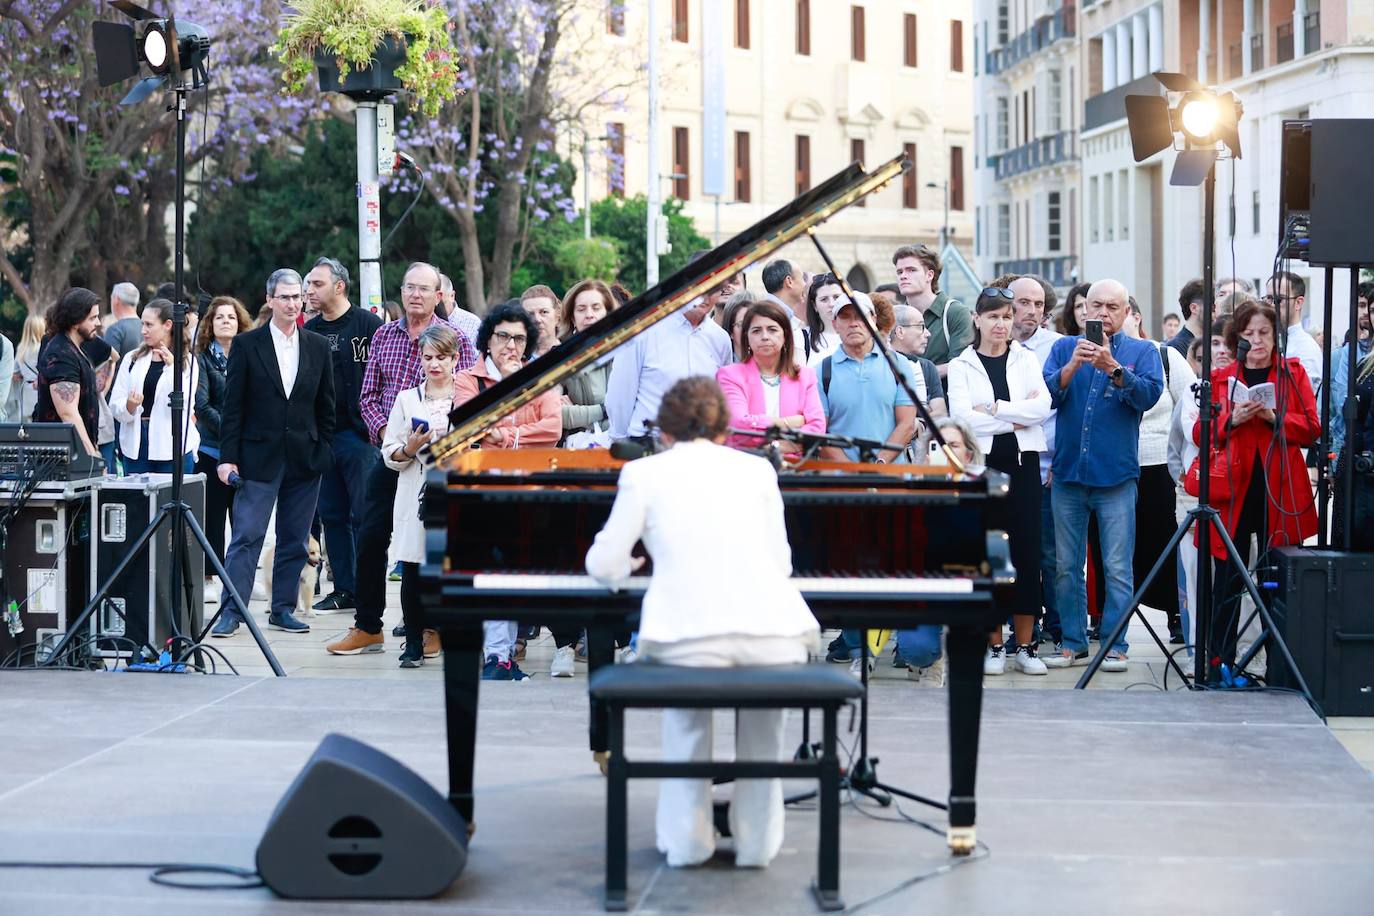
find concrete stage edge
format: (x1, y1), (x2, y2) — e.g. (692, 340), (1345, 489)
(1, 671), (1372, 915)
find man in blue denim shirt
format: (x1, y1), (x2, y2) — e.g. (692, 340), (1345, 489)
(1041, 280), (1163, 672)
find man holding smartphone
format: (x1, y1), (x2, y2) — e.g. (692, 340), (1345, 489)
(1040, 280), (1164, 673)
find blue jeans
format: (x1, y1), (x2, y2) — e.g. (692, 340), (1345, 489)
(894, 626), (943, 667)
(99, 442), (118, 476)
(219, 469), (322, 621)
(315, 429), (379, 594)
(1040, 484), (1061, 643)
(1053, 479), (1137, 655)
(122, 432), (196, 475)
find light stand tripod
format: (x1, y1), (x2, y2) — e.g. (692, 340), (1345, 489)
(1076, 162), (1315, 709)
(42, 77), (284, 676)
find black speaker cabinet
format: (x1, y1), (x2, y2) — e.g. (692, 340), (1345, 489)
(0, 481), (93, 664)
(1307, 119), (1374, 267)
(1277, 120), (1311, 261)
(256, 733), (468, 899)
(1269, 547), (1374, 716)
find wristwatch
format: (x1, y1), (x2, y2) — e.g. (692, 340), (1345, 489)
(1110, 366), (1124, 383)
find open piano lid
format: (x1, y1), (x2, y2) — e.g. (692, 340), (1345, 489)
(427, 153), (911, 468)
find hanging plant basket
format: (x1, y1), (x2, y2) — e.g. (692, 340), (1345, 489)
(274, 0), (462, 116)
(315, 34), (407, 98)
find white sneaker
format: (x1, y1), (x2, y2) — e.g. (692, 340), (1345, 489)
(550, 644), (576, 678)
(908, 656), (945, 687)
(848, 656), (874, 679)
(983, 645), (1006, 676)
(1101, 651), (1129, 672)
(616, 646), (638, 665)
(203, 581), (219, 605)
(1012, 644), (1048, 675)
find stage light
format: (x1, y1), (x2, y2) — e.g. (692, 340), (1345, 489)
(141, 22), (169, 72)
(1180, 94), (1219, 142)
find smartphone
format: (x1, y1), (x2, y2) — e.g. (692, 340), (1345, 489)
(411, 417), (430, 433)
(1085, 319), (1104, 346)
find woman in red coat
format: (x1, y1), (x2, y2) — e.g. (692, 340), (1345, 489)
(1193, 299), (1319, 673)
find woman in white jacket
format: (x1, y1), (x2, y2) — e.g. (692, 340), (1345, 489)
(947, 287), (1052, 675)
(586, 376), (820, 870)
(381, 324), (461, 669)
(110, 299), (199, 474)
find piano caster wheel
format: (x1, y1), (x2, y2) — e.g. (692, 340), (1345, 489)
(947, 826), (976, 856)
(594, 750), (609, 775)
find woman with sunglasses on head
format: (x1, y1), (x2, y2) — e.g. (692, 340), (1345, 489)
(803, 273), (845, 367)
(947, 287), (1052, 675)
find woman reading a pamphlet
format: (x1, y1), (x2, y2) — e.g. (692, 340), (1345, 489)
(1194, 299), (1319, 675)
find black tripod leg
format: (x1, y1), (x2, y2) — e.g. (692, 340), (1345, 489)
(41, 505), (171, 667)
(1077, 512), (1197, 689)
(945, 625), (982, 855)
(185, 511), (286, 677)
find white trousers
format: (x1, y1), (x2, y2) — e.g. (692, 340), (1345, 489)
(641, 632), (814, 869)
(483, 620), (517, 661)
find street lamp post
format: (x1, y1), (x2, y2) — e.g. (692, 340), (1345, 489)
(926, 180), (949, 248)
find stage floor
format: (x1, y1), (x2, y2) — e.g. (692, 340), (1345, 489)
(1, 670), (1372, 915)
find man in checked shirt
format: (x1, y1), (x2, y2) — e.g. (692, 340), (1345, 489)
(326, 262), (478, 655)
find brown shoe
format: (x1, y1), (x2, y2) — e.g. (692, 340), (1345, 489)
(423, 629), (442, 658)
(326, 627), (385, 655)
(513, 637), (526, 661)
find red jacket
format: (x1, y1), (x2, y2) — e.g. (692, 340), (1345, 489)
(1192, 357), (1319, 561)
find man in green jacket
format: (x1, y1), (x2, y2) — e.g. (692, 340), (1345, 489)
(893, 244), (972, 379)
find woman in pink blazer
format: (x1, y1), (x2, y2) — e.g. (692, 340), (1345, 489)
(716, 300), (826, 452)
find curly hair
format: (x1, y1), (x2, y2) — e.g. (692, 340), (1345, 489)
(195, 296), (252, 354)
(45, 287), (100, 337)
(1225, 299), (1279, 358)
(657, 376), (731, 442)
(476, 300), (539, 358)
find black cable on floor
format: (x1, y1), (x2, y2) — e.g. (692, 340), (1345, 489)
(0, 861), (262, 890)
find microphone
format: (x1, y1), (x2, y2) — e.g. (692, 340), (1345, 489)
(609, 440), (648, 462)
(1237, 338), (1251, 360)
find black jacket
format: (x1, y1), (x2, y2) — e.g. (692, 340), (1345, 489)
(194, 348), (229, 450)
(219, 324), (335, 481)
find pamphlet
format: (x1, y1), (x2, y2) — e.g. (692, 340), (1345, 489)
(1228, 377), (1276, 409)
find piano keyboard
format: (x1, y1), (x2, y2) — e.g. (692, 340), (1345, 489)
(470, 573), (974, 595)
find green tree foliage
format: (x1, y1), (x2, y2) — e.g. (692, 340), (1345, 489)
(553, 236), (619, 288)
(188, 117), (578, 312)
(588, 195), (710, 295)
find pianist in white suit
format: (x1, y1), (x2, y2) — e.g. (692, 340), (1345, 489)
(586, 376), (820, 869)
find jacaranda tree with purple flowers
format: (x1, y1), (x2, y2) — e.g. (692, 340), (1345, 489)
(0, 0), (309, 313)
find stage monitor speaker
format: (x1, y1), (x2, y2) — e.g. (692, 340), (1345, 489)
(1307, 119), (1374, 266)
(256, 733), (468, 899)
(1277, 119), (1311, 261)
(1268, 547), (1374, 717)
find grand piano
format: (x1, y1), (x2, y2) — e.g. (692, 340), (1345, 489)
(419, 153), (1014, 855)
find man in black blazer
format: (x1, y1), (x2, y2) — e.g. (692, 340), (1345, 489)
(211, 268), (335, 636)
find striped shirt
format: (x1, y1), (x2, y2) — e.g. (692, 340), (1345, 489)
(360, 314), (477, 444)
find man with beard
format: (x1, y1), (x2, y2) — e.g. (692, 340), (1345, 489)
(33, 287), (104, 457)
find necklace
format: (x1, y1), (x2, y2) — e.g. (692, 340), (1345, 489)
(759, 372), (781, 387)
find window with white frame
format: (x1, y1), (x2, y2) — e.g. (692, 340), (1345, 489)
(1118, 168), (1129, 240)
(1048, 191), (1062, 252)
(998, 203), (1011, 257)
(1047, 70), (1062, 134)
(996, 97), (1009, 153)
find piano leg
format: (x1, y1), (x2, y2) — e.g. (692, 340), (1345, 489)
(586, 623), (617, 770)
(944, 624), (983, 856)
(441, 623), (483, 829)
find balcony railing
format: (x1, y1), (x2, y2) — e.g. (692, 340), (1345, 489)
(985, 4), (1076, 75)
(1304, 11), (1320, 53)
(1276, 22), (1294, 64)
(994, 256), (1078, 287)
(993, 131), (1078, 181)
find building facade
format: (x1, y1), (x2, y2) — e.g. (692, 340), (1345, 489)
(564, 0), (976, 291)
(972, 0), (1082, 291)
(1078, 0), (1374, 334)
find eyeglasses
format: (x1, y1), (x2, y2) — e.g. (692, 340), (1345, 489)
(491, 330), (528, 348)
(980, 287), (1015, 300)
(899, 323), (926, 330)
(273, 293), (304, 303)
(402, 283), (436, 295)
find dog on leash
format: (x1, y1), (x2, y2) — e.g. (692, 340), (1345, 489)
(255, 534), (322, 618)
